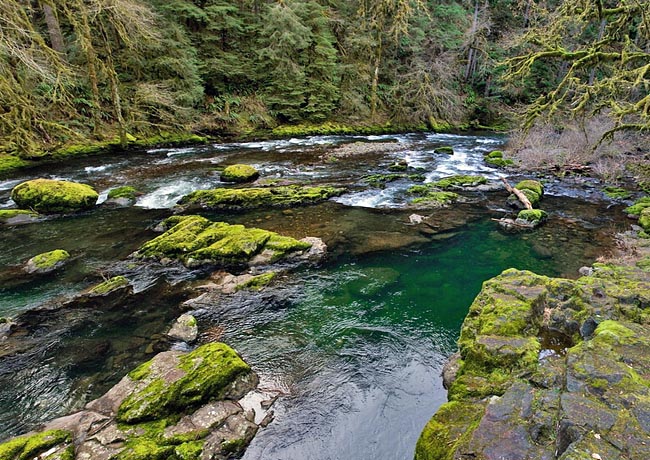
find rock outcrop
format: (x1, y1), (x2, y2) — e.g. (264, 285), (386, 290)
(416, 261), (650, 460)
(0, 342), (267, 460)
(11, 179), (98, 213)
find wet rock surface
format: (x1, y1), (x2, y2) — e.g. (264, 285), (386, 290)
(416, 261), (650, 460)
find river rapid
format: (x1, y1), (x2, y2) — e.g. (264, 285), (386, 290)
(0, 132), (631, 459)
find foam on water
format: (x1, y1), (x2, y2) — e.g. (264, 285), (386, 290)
(136, 178), (217, 209)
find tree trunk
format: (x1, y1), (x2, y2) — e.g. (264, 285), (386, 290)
(370, 37), (382, 119)
(464, 0), (480, 82)
(41, 2), (65, 55)
(589, 19), (607, 85)
(501, 178), (533, 210)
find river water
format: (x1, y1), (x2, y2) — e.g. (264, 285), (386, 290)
(0, 132), (629, 459)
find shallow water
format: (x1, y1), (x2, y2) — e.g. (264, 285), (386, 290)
(0, 132), (629, 456)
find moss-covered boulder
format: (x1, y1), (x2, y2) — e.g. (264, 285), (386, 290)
(24, 249), (70, 275)
(11, 179), (98, 213)
(87, 276), (130, 297)
(434, 146), (454, 155)
(136, 215), (313, 268)
(0, 429), (73, 460)
(106, 186), (139, 206)
(602, 185), (632, 200)
(0, 209), (39, 225)
(220, 164), (260, 183)
(177, 185), (344, 212)
(507, 180), (544, 209)
(484, 150), (514, 168)
(116, 343), (252, 423)
(416, 263), (650, 460)
(515, 209), (548, 227)
(515, 179), (544, 197)
(432, 175), (487, 189)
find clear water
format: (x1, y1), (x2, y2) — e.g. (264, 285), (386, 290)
(0, 132), (627, 458)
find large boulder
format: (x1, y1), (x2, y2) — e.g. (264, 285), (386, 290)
(24, 249), (70, 275)
(11, 179), (98, 213)
(416, 263), (650, 460)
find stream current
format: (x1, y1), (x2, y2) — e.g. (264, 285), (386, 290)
(0, 132), (629, 459)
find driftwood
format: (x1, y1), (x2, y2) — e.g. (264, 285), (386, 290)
(491, 217), (533, 228)
(501, 178), (533, 210)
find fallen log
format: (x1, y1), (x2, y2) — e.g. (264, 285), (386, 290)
(501, 178), (533, 210)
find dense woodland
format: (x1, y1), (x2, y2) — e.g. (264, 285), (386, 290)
(1, 0), (649, 169)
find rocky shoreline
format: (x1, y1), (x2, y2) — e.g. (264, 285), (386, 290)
(415, 234), (650, 460)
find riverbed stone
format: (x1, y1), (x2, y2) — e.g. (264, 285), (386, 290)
(639, 207), (650, 232)
(416, 263), (650, 460)
(0, 209), (39, 225)
(105, 186), (138, 206)
(24, 249), (70, 274)
(220, 164), (260, 183)
(177, 185), (344, 212)
(11, 179), (98, 213)
(167, 313), (198, 342)
(135, 215), (318, 269)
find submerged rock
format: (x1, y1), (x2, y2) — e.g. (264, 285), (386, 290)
(177, 185), (344, 212)
(24, 249), (70, 274)
(220, 164), (260, 183)
(416, 263), (650, 460)
(135, 215), (320, 269)
(0, 343), (266, 460)
(11, 179), (98, 213)
(105, 186), (138, 206)
(434, 146), (454, 155)
(0, 209), (39, 225)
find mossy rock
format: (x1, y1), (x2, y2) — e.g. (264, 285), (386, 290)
(177, 185), (344, 212)
(220, 164), (260, 183)
(0, 429), (72, 460)
(639, 207), (650, 232)
(363, 174), (406, 188)
(387, 161), (408, 172)
(136, 216), (311, 267)
(88, 276), (130, 296)
(485, 150), (503, 159)
(0, 209), (39, 225)
(434, 146), (454, 155)
(236, 272), (276, 291)
(507, 188), (541, 208)
(432, 175), (487, 189)
(24, 249), (70, 275)
(514, 179), (544, 197)
(625, 196), (650, 216)
(11, 179), (98, 213)
(602, 186), (631, 200)
(516, 209), (548, 226)
(117, 343), (251, 423)
(108, 186), (138, 201)
(411, 191), (459, 206)
(484, 155), (514, 168)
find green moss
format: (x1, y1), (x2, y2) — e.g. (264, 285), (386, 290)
(639, 207), (650, 232)
(190, 226), (271, 264)
(29, 249), (70, 270)
(173, 441), (204, 460)
(363, 174), (406, 188)
(0, 209), (38, 222)
(414, 401), (485, 460)
(0, 430), (71, 460)
(485, 150), (503, 159)
(220, 164), (260, 183)
(115, 437), (175, 460)
(117, 343), (250, 423)
(11, 179), (98, 213)
(592, 320), (636, 345)
(602, 186), (632, 200)
(515, 180), (544, 197)
(513, 188), (541, 207)
(434, 146), (454, 155)
(221, 438), (247, 455)
(88, 276), (129, 296)
(108, 186), (138, 200)
(485, 157), (514, 167)
(411, 191), (459, 206)
(178, 185), (344, 211)
(432, 175), (487, 189)
(236, 272), (277, 291)
(517, 209), (548, 224)
(388, 161), (408, 172)
(269, 121), (429, 137)
(265, 234), (311, 260)
(0, 154), (31, 176)
(128, 360), (155, 381)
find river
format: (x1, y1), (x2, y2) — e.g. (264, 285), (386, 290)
(0, 132), (628, 459)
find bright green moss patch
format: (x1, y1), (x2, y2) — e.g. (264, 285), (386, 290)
(515, 180), (544, 197)
(624, 196), (650, 216)
(11, 179), (98, 213)
(364, 174), (406, 187)
(178, 185), (344, 211)
(411, 191), (459, 206)
(485, 156), (514, 167)
(115, 437), (175, 460)
(29, 249), (70, 271)
(88, 276), (129, 296)
(117, 343), (250, 423)
(639, 207), (650, 232)
(432, 175), (487, 189)
(434, 146), (454, 155)
(220, 164), (260, 183)
(236, 272), (276, 291)
(221, 438), (247, 455)
(108, 186), (138, 200)
(603, 186), (632, 200)
(486, 150), (503, 159)
(0, 209), (38, 222)
(174, 441), (204, 459)
(517, 209), (548, 224)
(0, 429), (71, 460)
(137, 216), (312, 268)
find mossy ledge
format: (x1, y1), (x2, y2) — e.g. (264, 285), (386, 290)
(135, 215), (313, 268)
(416, 263), (650, 460)
(11, 179), (98, 214)
(177, 185), (344, 212)
(0, 429), (72, 460)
